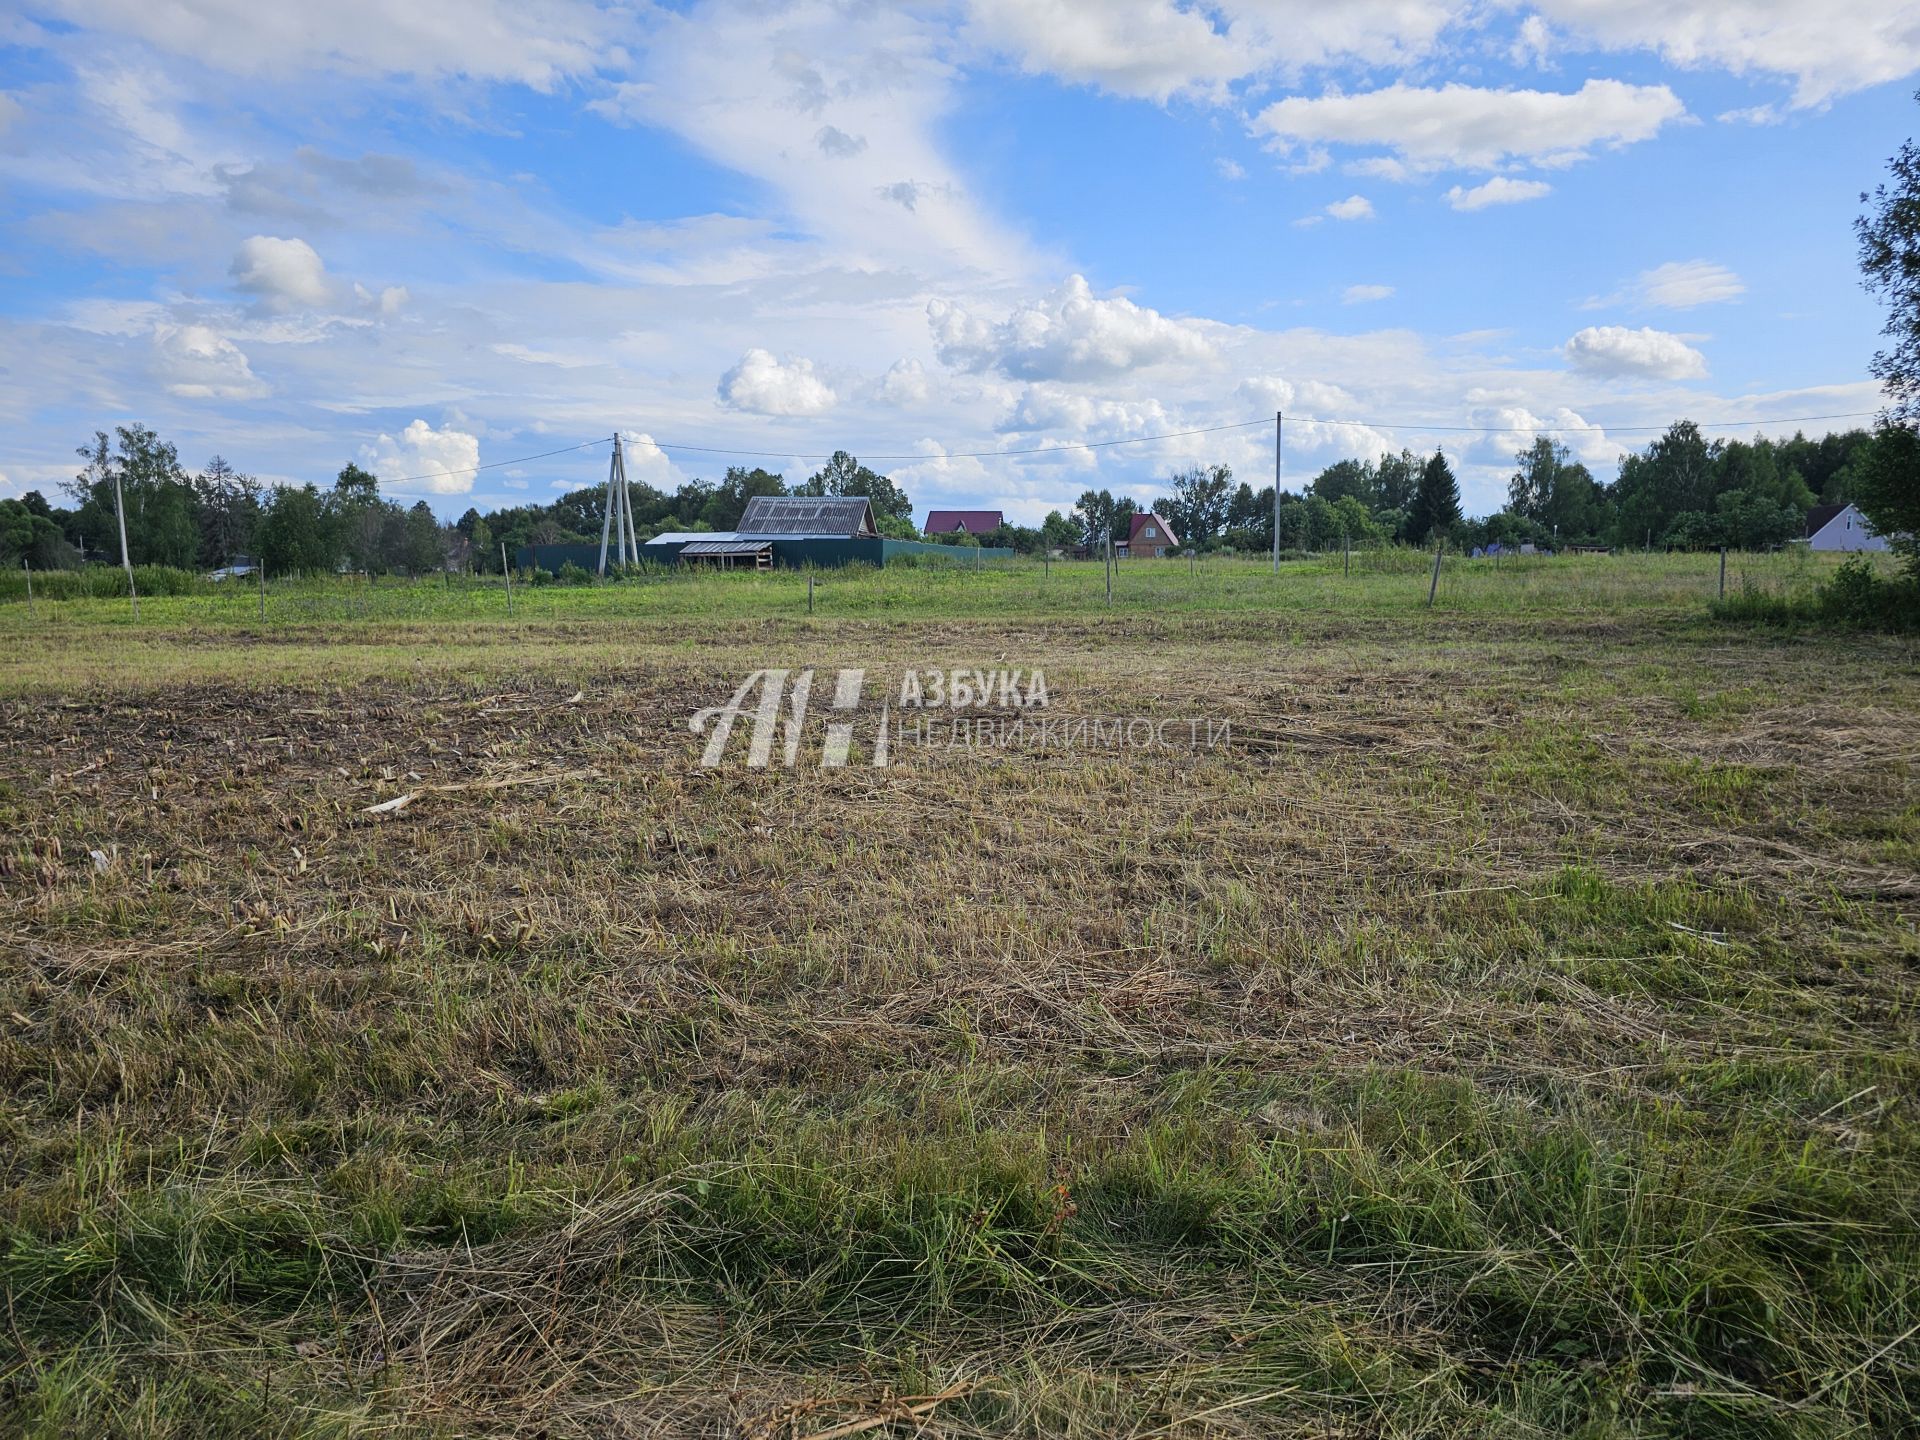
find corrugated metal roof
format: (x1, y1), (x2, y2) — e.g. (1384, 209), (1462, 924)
(679, 539), (773, 557)
(645, 531), (734, 546)
(739, 495), (876, 537)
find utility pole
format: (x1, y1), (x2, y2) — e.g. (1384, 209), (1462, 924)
(112, 461), (138, 619)
(619, 434), (639, 562)
(598, 432), (637, 575)
(1271, 410), (1283, 574)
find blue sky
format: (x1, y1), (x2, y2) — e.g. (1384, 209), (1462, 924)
(2, 1), (1917, 522)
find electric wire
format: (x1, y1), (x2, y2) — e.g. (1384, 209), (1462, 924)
(379, 408), (1884, 482)
(383, 436), (610, 486)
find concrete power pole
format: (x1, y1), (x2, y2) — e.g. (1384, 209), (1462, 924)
(597, 434), (617, 575)
(620, 437), (639, 562)
(1271, 410), (1283, 574)
(112, 462), (138, 619)
(597, 433), (637, 575)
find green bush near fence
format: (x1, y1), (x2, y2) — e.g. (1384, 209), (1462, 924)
(0, 564), (208, 601)
(1711, 556), (1920, 633)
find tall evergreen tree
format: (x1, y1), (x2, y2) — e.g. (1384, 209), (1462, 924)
(1407, 449), (1462, 542)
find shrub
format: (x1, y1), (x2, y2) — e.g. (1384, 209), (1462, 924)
(0, 564), (206, 602)
(1818, 557), (1920, 630)
(1713, 557), (1920, 632)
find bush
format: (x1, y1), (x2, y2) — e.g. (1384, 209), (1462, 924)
(555, 561), (594, 586)
(1818, 557), (1920, 630)
(0, 564), (207, 602)
(1713, 557), (1920, 632)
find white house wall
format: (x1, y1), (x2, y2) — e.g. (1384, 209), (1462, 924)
(1808, 506), (1890, 553)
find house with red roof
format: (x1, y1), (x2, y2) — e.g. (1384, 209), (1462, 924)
(1118, 510), (1180, 558)
(923, 509), (1004, 536)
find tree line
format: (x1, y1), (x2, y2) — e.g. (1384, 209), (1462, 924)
(0, 439), (928, 576)
(0, 419), (1894, 575)
(1058, 423), (1880, 557)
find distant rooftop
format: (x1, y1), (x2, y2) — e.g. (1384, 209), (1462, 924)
(738, 495), (877, 538)
(1803, 503), (1848, 538)
(924, 509), (1004, 535)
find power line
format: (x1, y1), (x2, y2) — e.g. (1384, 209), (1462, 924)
(634, 409), (1879, 463)
(385, 436), (610, 486)
(642, 419), (1271, 462)
(1285, 409), (1881, 435)
(382, 406), (1881, 485)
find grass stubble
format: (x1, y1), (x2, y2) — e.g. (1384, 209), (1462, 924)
(1, 557), (1917, 1437)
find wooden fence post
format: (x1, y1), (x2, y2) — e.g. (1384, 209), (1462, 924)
(1427, 543), (1443, 607)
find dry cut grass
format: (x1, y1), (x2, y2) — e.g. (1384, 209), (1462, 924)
(1, 600), (1918, 1438)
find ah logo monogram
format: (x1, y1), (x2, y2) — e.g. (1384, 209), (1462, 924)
(691, 668), (888, 768)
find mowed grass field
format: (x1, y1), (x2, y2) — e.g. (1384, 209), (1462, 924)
(2, 553), (1918, 1438)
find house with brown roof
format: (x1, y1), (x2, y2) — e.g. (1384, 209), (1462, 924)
(1117, 510), (1180, 558)
(923, 509), (1004, 536)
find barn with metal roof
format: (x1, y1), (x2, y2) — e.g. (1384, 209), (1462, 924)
(518, 495), (1008, 573)
(631, 494), (1005, 570)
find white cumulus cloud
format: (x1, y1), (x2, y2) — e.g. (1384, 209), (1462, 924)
(1444, 177), (1553, 210)
(153, 323), (268, 399)
(1564, 325), (1708, 380)
(1254, 79), (1685, 174)
(1343, 284), (1395, 303)
(719, 349), (837, 416)
(928, 273), (1215, 381)
(230, 235), (332, 310)
(1326, 194), (1375, 221)
(616, 431), (687, 491)
(876, 358), (930, 406)
(1461, 399), (1617, 469)
(1000, 384), (1173, 441)
(360, 419), (483, 494)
